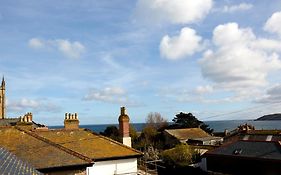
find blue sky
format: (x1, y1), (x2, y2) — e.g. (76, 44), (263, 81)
(1, 0), (281, 126)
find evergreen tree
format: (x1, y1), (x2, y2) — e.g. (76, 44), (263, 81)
(100, 125), (120, 141)
(169, 112), (213, 134)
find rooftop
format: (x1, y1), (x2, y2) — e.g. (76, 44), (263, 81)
(34, 128), (142, 161)
(164, 128), (210, 141)
(206, 140), (281, 161)
(0, 126), (142, 170)
(0, 127), (91, 169)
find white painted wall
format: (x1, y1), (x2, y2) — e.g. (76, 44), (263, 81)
(86, 158), (137, 175)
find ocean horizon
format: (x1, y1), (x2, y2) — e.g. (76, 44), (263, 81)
(49, 119), (281, 133)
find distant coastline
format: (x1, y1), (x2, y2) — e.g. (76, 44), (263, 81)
(49, 120), (281, 133)
(255, 113), (281, 121)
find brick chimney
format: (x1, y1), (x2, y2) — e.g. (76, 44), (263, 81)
(118, 107), (131, 147)
(64, 113), (79, 130)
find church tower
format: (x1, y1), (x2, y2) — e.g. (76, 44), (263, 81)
(0, 77), (5, 119)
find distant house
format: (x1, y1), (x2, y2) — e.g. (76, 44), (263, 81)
(224, 127), (281, 144)
(164, 128), (223, 147)
(0, 147), (42, 175)
(202, 140), (281, 174)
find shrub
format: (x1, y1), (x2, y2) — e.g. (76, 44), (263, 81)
(161, 144), (194, 168)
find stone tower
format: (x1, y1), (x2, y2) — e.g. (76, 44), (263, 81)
(118, 107), (131, 147)
(0, 77), (5, 119)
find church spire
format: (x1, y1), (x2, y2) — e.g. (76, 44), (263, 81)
(1, 76), (5, 89)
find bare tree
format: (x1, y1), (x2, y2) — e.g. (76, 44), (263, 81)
(146, 112), (168, 131)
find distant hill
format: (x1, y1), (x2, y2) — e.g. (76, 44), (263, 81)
(255, 113), (281, 121)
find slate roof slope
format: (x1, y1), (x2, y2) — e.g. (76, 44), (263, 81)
(165, 128), (210, 140)
(0, 147), (42, 175)
(0, 118), (19, 126)
(0, 127), (91, 169)
(0, 118), (44, 128)
(239, 134), (281, 141)
(206, 140), (281, 161)
(35, 129), (143, 161)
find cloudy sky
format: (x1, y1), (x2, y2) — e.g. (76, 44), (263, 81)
(1, 0), (281, 125)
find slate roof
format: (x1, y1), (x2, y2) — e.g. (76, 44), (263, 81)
(0, 147), (42, 175)
(35, 129), (143, 161)
(0, 127), (92, 169)
(206, 140), (281, 161)
(0, 118), (44, 128)
(164, 128), (210, 141)
(239, 134), (281, 141)
(0, 118), (19, 126)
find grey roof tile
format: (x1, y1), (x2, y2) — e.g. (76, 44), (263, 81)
(0, 147), (43, 175)
(209, 140), (281, 160)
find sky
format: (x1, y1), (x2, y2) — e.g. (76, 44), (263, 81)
(1, 0), (281, 126)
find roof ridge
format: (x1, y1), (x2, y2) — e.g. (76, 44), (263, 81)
(84, 129), (143, 156)
(15, 127), (93, 163)
(165, 127), (201, 130)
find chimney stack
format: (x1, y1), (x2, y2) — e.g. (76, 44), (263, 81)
(64, 112), (79, 130)
(118, 107), (131, 147)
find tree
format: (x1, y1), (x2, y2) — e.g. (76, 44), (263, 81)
(161, 144), (194, 167)
(146, 112), (168, 131)
(100, 125), (120, 141)
(169, 112), (213, 134)
(134, 112), (168, 150)
(129, 124), (139, 147)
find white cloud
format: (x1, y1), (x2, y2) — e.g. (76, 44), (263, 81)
(256, 84), (281, 103)
(160, 27), (203, 60)
(83, 87), (141, 107)
(264, 11), (281, 37)
(7, 98), (61, 113)
(195, 85), (213, 94)
(199, 23), (281, 91)
(135, 0), (213, 24)
(28, 38), (45, 49)
(252, 39), (281, 52)
(55, 39), (85, 59)
(28, 38), (85, 59)
(222, 3), (253, 13)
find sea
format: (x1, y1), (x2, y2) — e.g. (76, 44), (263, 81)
(49, 120), (281, 133)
